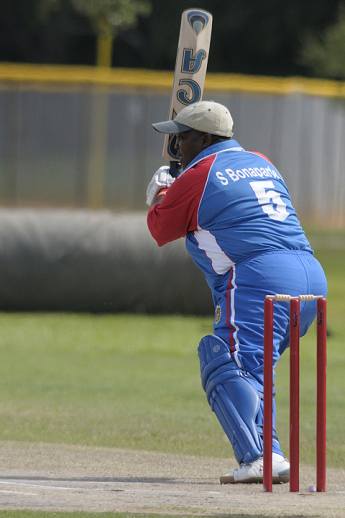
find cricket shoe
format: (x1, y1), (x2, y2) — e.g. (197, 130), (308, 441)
(220, 453), (290, 484)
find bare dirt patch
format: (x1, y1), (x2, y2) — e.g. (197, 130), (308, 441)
(0, 441), (343, 516)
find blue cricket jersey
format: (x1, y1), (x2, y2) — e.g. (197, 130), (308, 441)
(148, 139), (311, 283)
(148, 139), (325, 375)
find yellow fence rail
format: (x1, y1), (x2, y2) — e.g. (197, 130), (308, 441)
(0, 62), (345, 98)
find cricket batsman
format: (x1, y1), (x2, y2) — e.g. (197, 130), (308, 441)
(146, 100), (327, 484)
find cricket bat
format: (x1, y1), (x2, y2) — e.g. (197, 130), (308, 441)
(163, 8), (213, 176)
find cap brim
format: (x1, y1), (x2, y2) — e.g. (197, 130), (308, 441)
(152, 120), (191, 134)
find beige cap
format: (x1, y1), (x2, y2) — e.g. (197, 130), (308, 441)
(152, 100), (234, 137)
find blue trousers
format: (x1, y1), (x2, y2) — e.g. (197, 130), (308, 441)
(209, 250), (327, 458)
(213, 250), (327, 383)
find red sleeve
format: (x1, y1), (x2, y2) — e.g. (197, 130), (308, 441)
(250, 150), (272, 163)
(147, 155), (215, 246)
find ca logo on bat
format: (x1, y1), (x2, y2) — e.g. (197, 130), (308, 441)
(167, 10), (212, 161)
(176, 10), (210, 107)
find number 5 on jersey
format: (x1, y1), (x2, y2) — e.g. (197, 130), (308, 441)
(250, 181), (289, 222)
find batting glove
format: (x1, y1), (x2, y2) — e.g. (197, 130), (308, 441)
(146, 166), (175, 206)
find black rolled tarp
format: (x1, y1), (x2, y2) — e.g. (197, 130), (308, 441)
(0, 210), (212, 314)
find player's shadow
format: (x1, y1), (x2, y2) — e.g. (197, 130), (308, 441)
(0, 474), (214, 485)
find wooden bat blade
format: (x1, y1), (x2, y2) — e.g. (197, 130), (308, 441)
(162, 9), (213, 162)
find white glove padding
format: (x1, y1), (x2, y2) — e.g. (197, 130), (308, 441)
(146, 166), (175, 206)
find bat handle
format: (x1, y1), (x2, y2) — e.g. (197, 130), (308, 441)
(169, 161), (182, 178)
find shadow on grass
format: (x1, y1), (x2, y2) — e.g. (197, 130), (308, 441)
(0, 475), (215, 485)
(0, 511), (321, 517)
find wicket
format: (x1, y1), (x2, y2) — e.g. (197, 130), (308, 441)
(263, 294), (327, 493)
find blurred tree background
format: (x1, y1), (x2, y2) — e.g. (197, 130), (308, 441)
(0, 0), (344, 77)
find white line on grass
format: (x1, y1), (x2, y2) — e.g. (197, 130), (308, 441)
(0, 489), (37, 495)
(0, 480), (114, 492)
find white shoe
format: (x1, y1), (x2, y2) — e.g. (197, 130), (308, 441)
(220, 453), (290, 484)
(272, 452), (290, 481)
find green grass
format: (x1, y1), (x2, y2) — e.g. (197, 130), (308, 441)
(0, 313), (214, 454)
(0, 248), (343, 469)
